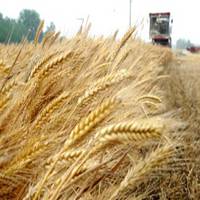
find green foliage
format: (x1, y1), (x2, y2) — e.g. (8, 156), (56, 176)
(0, 9), (55, 43)
(18, 9), (41, 41)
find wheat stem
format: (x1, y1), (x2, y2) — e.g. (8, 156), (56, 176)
(34, 20), (44, 46)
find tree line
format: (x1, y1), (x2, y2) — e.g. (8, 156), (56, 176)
(0, 9), (56, 43)
(176, 38), (192, 49)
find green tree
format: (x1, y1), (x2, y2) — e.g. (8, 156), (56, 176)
(176, 38), (192, 49)
(0, 14), (25, 43)
(18, 9), (40, 41)
(0, 16), (14, 43)
(0, 9), (56, 43)
(46, 22), (56, 32)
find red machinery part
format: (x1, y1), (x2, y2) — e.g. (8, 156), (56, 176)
(187, 46), (200, 53)
(149, 12), (170, 16)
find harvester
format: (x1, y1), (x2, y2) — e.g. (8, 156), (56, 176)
(187, 46), (200, 53)
(149, 12), (172, 47)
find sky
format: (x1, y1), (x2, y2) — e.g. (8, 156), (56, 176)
(0, 0), (200, 45)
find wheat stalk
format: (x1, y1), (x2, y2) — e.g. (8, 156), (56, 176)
(34, 20), (44, 46)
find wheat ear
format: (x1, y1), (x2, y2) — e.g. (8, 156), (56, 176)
(78, 70), (129, 105)
(32, 92), (69, 131)
(38, 51), (73, 79)
(1, 80), (17, 95)
(34, 20), (44, 46)
(65, 97), (120, 149)
(57, 120), (163, 188)
(45, 149), (83, 167)
(112, 30), (119, 41)
(32, 97), (119, 200)
(3, 137), (50, 177)
(112, 27), (135, 60)
(96, 119), (163, 145)
(0, 173), (20, 186)
(0, 95), (10, 113)
(41, 31), (54, 48)
(83, 119), (163, 160)
(110, 144), (182, 200)
(48, 32), (61, 47)
(28, 51), (60, 80)
(0, 59), (10, 74)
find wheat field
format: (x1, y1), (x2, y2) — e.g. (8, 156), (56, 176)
(0, 25), (199, 200)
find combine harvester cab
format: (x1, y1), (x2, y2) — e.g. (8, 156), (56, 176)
(149, 12), (172, 47)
